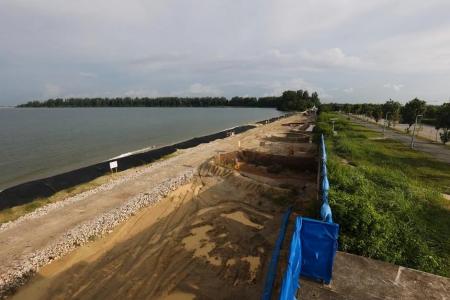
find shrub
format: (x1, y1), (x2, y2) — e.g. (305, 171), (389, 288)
(316, 112), (450, 277)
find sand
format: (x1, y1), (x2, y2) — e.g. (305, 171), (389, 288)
(13, 170), (295, 299)
(10, 113), (317, 300)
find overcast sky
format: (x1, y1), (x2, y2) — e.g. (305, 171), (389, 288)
(1, 0), (450, 105)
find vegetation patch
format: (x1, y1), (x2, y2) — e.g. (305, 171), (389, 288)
(316, 112), (450, 277)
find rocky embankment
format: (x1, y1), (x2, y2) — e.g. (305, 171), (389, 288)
(0, 167), (194, 298)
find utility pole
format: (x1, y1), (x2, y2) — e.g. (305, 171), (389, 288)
(410, 114), (423, 149)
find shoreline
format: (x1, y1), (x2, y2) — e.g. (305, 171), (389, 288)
(107, 123), (252, 161)
(0, 115), (285, 210)
(0, 113), (295, 298)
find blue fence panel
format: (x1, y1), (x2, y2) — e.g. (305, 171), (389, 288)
(277, 134), (339, 300)
(319, 134), (332, 223)
(320, 134), (327, 163)
(300, 217), (339, 284)
(320, 202), (333, 223)
(279, 217), (339, 300)
(279, 218), (302, 300)
(262, 207), (293, 300)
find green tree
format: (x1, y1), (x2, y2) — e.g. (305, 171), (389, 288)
(278, 89), (320, 111)
(436, 103), (450, 144)
(372, 105), (383, 123)
(401, 98), (427, 132)
(382, 99), (401, 127)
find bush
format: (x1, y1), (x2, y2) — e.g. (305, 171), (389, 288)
(440, 129), (449, 144)
(316, 112), (450, 277)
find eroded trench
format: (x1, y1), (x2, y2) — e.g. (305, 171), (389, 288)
(210, 149), (317, 213)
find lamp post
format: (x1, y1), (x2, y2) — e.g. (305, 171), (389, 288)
(410, 114), (423, 149)
(330, 118), (337, 135)
(383, 112), (390, 135)
(311, 105), (318, 120)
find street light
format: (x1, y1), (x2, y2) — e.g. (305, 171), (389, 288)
(383, 112), (391, 135)
(311, 105), (318, 120)
(410, 114), (423, 149)
(330, 118), (338, 136)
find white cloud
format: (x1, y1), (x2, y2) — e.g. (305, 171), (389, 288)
(383, 83), (404, 91)
(300, 48), (369, 70)
(123, 89), (159, 97)
(266, 78), (313, 96)
(79, 72), (97, 78)
(264, 78), (332, 100)
(1, 0), (450, 104)
(368, 25), (450, 74)
(187, 83), (222, 96)
(43, 83), (62, 98)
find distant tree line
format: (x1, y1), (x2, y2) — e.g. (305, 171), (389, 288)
(17, 89), (321, 112)
(321, 99), (450, 144)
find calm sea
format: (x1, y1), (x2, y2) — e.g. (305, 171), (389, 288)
(0, 107), (282, 190)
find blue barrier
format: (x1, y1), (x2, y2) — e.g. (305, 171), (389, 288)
(319, 134), (332, 223)
(262, 207), (293, 300)
(279, 218), (302, 300)
(320, 134), (327, 162)
(278, 134), (339, 300)
(279, 217), (339, 299)
(320, 202), (333, 223)
(299, 217), (339, 284)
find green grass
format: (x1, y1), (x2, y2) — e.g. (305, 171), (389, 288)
(316, 112), (450, 277)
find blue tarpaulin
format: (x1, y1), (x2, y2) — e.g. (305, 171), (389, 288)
(278, 134), (339, 300)
(299, 217), (339, 284)
(319, 134), (332, 223)
(262, 207), (293, 300)
(279, 218), (302, 300)
(279, 217), (339, 300)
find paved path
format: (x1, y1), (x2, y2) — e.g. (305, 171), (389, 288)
(299, 252), (450, 300)
(350, 116), (450, 164)
(354, 114), (445, 142)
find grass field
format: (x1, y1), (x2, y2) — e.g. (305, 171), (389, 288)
(316, 112), (450, 277)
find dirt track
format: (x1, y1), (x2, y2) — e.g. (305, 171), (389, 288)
(2, 114), (317, 299)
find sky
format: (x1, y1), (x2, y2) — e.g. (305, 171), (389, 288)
(1, 0), (450, 106)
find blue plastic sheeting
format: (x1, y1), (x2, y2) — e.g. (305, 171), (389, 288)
(320, 202), (333, 223)
(321, 176), (330, 195)
(300, 217), (339, 284)
(279, 134), (339, 299)
(262, 207), (293, 300)
(279, 217), (339, 300)
(279, 217), (302, 300)
(319, 134), (333, 223)
(320, 134), (327, 162)
(321, 162), (328, 178)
